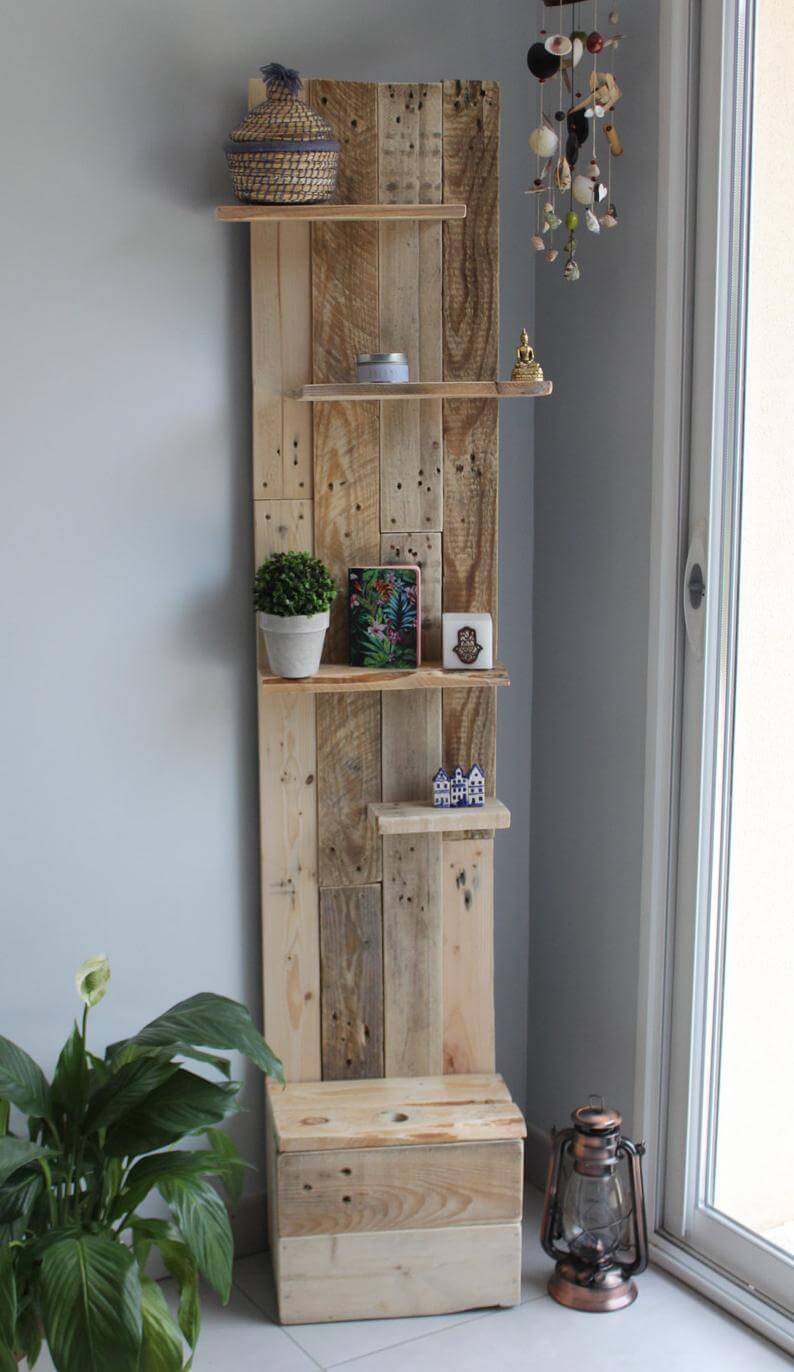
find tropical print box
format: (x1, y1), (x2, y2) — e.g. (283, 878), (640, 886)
(348, 566), (421, 668)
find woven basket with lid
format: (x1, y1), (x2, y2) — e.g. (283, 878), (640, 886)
(225, 63), (340, 204)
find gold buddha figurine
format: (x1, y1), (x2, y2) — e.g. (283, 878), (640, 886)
(510, 328), (544, 382)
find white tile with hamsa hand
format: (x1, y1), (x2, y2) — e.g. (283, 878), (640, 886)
(442, 613), (493, 670)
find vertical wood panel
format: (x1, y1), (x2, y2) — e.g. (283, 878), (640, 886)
(311, 81), (383, 910)
(442, 81), (500, 787)
(317, 694), (382, 887)
(442, 838), (495, 1073)
(382, 833), (443, 1076)
(380, 530), (442, 660)
(379, 84), (443, 534)
(251, 223), (283, 497)
(320, 885), (384, 1079)
(260, 693), (321, 1080)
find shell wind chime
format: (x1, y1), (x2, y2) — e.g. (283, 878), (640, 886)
(526, 0), (624, 283)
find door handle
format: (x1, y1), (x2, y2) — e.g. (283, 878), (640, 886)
(683, 522), (706, 658)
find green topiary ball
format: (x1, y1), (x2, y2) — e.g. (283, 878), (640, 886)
(253, 550), (337, 617)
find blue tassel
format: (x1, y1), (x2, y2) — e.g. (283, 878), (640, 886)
(260, 63), (303, 95)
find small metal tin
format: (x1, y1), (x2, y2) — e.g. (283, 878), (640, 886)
(356, 352), (409, 383)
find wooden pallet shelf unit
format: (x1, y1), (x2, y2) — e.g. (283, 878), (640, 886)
(226, 74), (529, 1325)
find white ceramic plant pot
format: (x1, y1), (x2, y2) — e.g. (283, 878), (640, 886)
(259, 610), (330, 679)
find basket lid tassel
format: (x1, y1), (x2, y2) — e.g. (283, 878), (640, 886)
(260, 62), (303, 95)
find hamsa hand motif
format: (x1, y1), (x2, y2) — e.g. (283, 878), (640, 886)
(452, 626), (484, 665)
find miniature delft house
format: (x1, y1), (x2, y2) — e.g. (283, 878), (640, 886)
(434, 764), (486, 808)
(217, 76), (551, 1325)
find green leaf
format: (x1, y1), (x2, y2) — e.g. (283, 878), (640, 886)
(84, 1056), (180, 1133)
(105, 1072), (241, 1159)
(41, 1232), (142, 1372)
(113, 993), (283, 1082)
(0, 1038), (52, 1121)
(112, 1042), (232, 1080)
(0, 1138), (50, 1187)
(0, 1103), (8, 1137)
(15, 1299), (42, 1367)
(0, 1344), (17, 1372)
(0, 1245), (16, 1351)
(0, 1168), (42, 1225)
(52, 1023), (88, 1119)
(206, 1129), (249, 1207)
(159, 1175), (233, 1303)
(157, 1239), (199, 1360)
(138, 1276), (183, 1372)
(111, 1149), (241, 1220)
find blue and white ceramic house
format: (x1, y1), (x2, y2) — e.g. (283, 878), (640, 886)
(433, 764), (486, 808)
(467, 763), (485, 806)
(432, 767), (451, 808)
(451, 766), (468, 807)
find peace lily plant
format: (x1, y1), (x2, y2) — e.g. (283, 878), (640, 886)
(0, 956), (282, 1370)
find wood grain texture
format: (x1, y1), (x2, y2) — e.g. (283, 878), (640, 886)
(370, 799), (510, 835)
(217, 203), (467, 221)
(317, 693), (381, 887)
(270, 1096), (524, 1153)
(442, 838), (495, 1074)
(441, 83), (501, 792)
(267, 1070), (512, 1111)
(277, 1221), (522, 1322)
(380, 530), (442, 659)
(310, 80), (380, 663)
(276, 1139), (523, 1236)
(378, 83), (443, 533)
(441, 81), (499, 381)
(320, 885), (384, 1080)
(259, 661), (509, 694)
(259, 694), (320, 1080)
(382, 833), (443, 1076)
(248, 79), (313, 500)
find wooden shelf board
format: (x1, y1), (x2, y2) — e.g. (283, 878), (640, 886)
(216, 202), (467, 223)
(369, 799), (511, 835)
(296, 380), (552, 401)
(259, 661), (510, 696)
(267, 1073), (524, 1152)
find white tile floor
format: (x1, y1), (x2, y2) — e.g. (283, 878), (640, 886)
(33, 1189), (789, 1370)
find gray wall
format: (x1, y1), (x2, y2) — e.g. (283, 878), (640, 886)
(0, 0), (536, 1211)
(526, 0), (660, 1161)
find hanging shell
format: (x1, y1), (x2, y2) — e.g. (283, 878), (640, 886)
(545, 248), (559, 263)
(601, 207), (619, 228)
(563, 257), (581, 283)
(543, 201), (562, 231)
(555, 157), (572, 191)
(545, 33), (573, 56)
(529, 126), (559, 158)
(531, 234), (546, 252)
(572, 174), (594, 205)
(585, 208), (600, 234)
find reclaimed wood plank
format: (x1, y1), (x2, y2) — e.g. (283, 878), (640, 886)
(320, 885), (384, 1080)
(380, 530), (442, 660)
(259, 694), (320, 1080)
(442, 83), (501, 790)
(277, 1138), (523, 1236)
(369, 799), (510, 835)
(277, 1221), (523, 1322)
(382, 832), (443, 1076)
(378, 83), (443, 533)
(297, 380), (550, 400)
(317, 693), (381, 887)
(442, 838), (495, 1074)
(259, 661), (509, 694)
(271, 1098), (524, 1152)
(267, 1071), (512, 1112)
(216, 203), (467, 222)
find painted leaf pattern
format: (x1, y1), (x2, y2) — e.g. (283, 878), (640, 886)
(348, 568), (419, 668)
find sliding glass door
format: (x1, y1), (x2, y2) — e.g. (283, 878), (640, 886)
(664, 0), (794, 1322)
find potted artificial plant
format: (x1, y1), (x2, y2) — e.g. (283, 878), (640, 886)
(0, 955), (282, 1371)
(254, 550), (336, 679)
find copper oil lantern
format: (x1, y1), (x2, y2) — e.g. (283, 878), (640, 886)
(541, 1097), (648, 1312)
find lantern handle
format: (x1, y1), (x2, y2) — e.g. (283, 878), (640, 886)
(618, 1138), (649, 1277)
(540, 1126), (574, 1263)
